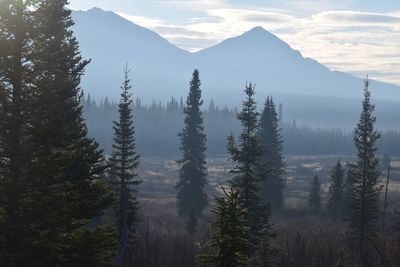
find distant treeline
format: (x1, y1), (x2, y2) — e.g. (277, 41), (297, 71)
(83, 95), (400, 156)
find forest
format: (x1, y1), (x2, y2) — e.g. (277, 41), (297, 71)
(0, 1), (399, 267)
(82, 95), (400, 157)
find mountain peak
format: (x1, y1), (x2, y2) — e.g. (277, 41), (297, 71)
(241, 26), (278, 40)
(86, 7), (106, 13)
(248, 26), (267, 33)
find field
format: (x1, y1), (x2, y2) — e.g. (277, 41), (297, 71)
(137, 155), (400, 215)
(119, 155), (400, 266)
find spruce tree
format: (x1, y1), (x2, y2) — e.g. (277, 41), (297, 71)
(345, 77), (381, 265)
(227, 83), (272, 249)
(176, 69), (207, 230)
(186, 207), (198, 235)
(258, 96), (285, 209)
(109, 66), (141, 266)
(0, 0), (34, 264)
(199, 187), (250, 267)
(333, 250), (347, 267)
(382, 155), (390, 229)
(308, 174), (321, 211)
(22, 1), (117, 265)
(328, 159), (345, 219)
(248, 233), (278, 266)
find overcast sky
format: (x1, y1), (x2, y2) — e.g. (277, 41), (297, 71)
(68, 0), (400, 85)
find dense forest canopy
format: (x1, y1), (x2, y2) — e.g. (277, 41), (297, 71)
(83, 95), (400, 157)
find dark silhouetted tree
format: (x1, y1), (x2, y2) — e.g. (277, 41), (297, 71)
(199, 187), (250, 267)
(333, 250), (347, 267)
(382, 154), (391, 229)
(176, 69), (207, 232)
(227, 83), (272, 250)
(308, 174), (321, 211)
(328, 160), (345, 219)
(0, 0), (33, 264)
(20, 1), (117, 265)
(258, 96), (285, 209)
(186, 207), (198, 235)
(345, 77), (381, 266)
(110, 66), (141, 266)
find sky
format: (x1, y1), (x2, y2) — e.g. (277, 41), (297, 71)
(68, 0), (400, 85)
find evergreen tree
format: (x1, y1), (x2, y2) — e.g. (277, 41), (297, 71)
(278, 103), (283, 123)
(248, 233), (278, 267)
(308, 174), (321, 211)
(0, 0), (34, 264)
(199, 187), (250, 267)
(333, 250), (347, 267)
(258, 96), (285, 209)
(110, 66), (141, 266)
(176, 69), (208, 229)
(345, 77), (381, 265)
(20, 1), (117, 265)
(328, 159), (345, 219)
(382, 153), (391, 229)
(186, 206), (198, 235)
(227, 83), (272, 249)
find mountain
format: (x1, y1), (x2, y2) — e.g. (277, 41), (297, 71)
(72, 8), (191, 101)
(71, 8), (400, 106)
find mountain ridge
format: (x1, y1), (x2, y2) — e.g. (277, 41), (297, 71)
(71, 7), (400, 104)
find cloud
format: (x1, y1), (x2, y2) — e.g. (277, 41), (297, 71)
(116, 12), (165, 28)
(152, 26), (209, 38)
(153, 0), (227, 10)
(242, 13), (294, 23)
(314, 10), (400, 24)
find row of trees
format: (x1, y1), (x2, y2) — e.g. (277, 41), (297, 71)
(305, 80), (383, 266)
(173, 70), (385, 266)
(82, 94), (400, 157)
(173, 75), (284, 265)
(175, 71), (286, 231)
(0, 1), (117, 266)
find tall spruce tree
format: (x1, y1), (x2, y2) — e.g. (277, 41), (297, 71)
(227, 83), (272, 250)
(258, 96), (285, 209)
(199, 187), (250, 267)
(20, 1), (117, 265)
(0, 0), (34, 264)
(308, 174), (321, 211)
(382, 155), (391, 229)
(109, 66), (141, 266)
(328, 160), (345, 219)
(176, 69), (207, 231)
(345, 77), (381, 265)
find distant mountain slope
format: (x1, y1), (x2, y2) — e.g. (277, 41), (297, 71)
(193, 26), (399, 101)
(71, 8), (400, 104)
(72, 8), (191, 101)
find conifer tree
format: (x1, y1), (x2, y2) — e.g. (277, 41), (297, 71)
(248, 233), (278, 266)
(345, 77), (381, 264)
(21, 1), (117, 265)
(0, 0), (34, 264)
(186, 207), (198, 235)
(199, 187), (250, 267)
(333, 250), (347, 267)
(176, 69), (207, 230)
(258, 96), (285, 209)
(109, 66), (141, 266)
(227, 83), (272, 249)
(381, 153), (391, 229)
(308, 174), (321, 211)
(328, 159), (345, 219)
